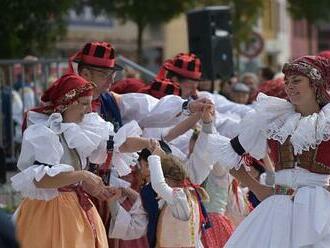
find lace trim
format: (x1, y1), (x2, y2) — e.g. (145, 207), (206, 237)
(258, 96), (330, 154)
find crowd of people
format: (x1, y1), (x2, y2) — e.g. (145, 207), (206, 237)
(6, 40), (330, 248)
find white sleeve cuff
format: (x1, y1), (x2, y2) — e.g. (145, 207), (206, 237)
(109, 204), (131, 239)
(113, 120), (142, 151)
(11, 164), (74, 201)
(196, 131), (241, 169)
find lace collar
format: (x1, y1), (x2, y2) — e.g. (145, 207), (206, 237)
(27, 111), (114, 157)
(254, 93), (330, 154)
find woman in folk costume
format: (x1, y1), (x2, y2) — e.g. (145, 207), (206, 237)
(11, 73), (148, 248)
(198, 55), (330, 248)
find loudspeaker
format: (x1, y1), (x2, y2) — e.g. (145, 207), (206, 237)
(187, 6), (233, 81)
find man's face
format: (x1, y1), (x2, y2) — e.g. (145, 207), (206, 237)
(81, 66), (117, 98)
(179, 79), (199, 99)
(230, 91), (250, 104)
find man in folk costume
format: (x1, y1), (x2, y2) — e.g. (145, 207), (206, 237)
(139, 53), (201, 99)
(139, 52), (253, 145)
(67, 42), (211, 181)
(67, 41), (211, 160)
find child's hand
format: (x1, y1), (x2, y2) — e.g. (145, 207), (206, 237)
(105, 186), (122, 203)
(148, 139), (166, 157)
(189, 98), (213, 113)
(201, 104), (215, 123)
(147, 139), (159, 152)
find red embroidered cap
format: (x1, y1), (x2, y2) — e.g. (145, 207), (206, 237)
(22, 73), (95, 131)
(41, 73), (94, 112)
(282, 55), (330, 105)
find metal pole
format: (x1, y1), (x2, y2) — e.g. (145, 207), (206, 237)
(117, 55), (156, 81)
(8, 66), (15, 162)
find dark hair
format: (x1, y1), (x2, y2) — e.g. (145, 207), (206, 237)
(138, 148), (151, 162)
(77, 62), (90, 73)
(138, 140), (172, 161)
(261, 67), (274, 81)
(252, 160), (265, 175)
(166, 70), (185, 82)
(77, 62), (109, 73)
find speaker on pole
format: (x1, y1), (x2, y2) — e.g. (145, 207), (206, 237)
(187, 6), (233, 82)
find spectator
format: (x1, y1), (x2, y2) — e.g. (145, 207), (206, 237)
(230, 82), (250, 104)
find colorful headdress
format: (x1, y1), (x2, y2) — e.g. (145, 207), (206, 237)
(282, 55), (330, 105)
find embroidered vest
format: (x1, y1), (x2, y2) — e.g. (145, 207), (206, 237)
(268, 139), (330, 174)
(59, 134), (82, 171)
(156, 192), (200, 248)
(100, 92), (122, 132)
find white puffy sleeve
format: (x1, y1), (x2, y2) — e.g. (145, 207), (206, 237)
(11, 124), (74, 201)
(191, 123), (242, 170)
(148, 155), (191, 221)
(108, 198), (148, 240)
(86, 117), (142, 177)
(199, 91), (253, 118)
(119, 93), (185, 128)
(111, 120), (142, 177)
(184, 123), (217, 184)
(214, 112), (241, 138)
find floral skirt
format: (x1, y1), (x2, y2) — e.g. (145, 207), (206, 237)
(16, 191), (108, 248)
(202, 212), (235, 248)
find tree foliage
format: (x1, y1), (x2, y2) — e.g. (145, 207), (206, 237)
(85, 0), (195, 62)
(287, 0), (330, 53)
(0, 0), (74, 58)
(287, 0), (330, 24)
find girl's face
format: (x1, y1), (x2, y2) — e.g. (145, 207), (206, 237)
(284, 75), (317, 107)
(62, 96), (92, 123)
(139, 159), (150, 182)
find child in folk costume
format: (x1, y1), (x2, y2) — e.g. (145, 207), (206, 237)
(188, 129), (235, 248)
(148, 141), (210, 248)
(108, 105), (216, 247)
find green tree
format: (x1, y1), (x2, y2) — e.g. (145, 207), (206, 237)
(288, 0), (330, 54)
(0, 0), (75, 58)
(199, 0), (264, 70)
(86, 0), (195, 63)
